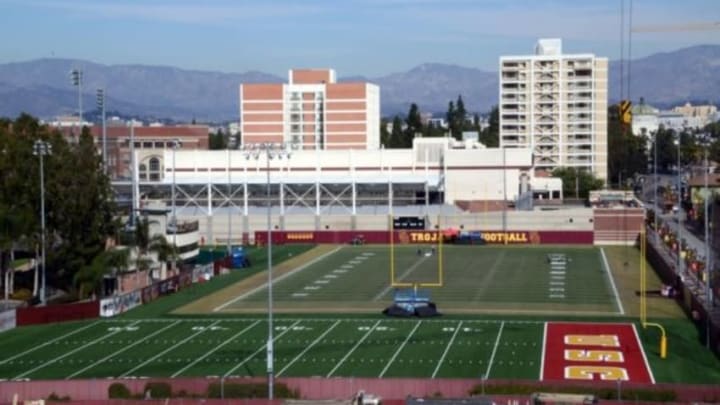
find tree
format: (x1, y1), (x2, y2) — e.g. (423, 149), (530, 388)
(380, 118), (391, 147)
(74, 247), (129, 299)
(607, 105), (647, 187)
(479, 106), (499, 147)
(389, 115), (404, 148)
(446, 101), (456, 138)
(403, 103), (422, 147)
(0, 116), (117, 298)
(209, 129), (227, 150)
(551, 167), (604, 199)
(47, 126), (117, 291)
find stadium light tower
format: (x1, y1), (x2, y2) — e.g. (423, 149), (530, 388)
(96, 89), (107, 174)
(70, 69), (83, 129)
(242, 142), (291, 400)
(33, 140), (52, 305)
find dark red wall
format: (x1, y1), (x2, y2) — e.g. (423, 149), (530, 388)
(16, 301), (99, 326)
(255, 230), (594, 245)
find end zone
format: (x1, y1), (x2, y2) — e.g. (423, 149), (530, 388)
(542, 322), (654, 384)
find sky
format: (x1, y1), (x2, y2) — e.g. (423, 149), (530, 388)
(0, 0), (719, 77)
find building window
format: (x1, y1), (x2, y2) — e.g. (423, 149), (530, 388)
(139, 164), (148, 181)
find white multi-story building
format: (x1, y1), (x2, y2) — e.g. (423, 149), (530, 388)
(499, 39), (608, 181)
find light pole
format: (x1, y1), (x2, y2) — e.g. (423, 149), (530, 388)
(170, 139), (180, 256)
(33, 140), (52, 305)
(702, 139), (712, 348)
(676, 133), (683, 277)
(243, 143), (291, 400)
(70, 69), (83, 129)
(227, 148), (232, 255)
(653, 130), (658, 238)
(96, 89), (107, 175)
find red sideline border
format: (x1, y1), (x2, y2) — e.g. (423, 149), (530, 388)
(541, 322), (654, 384)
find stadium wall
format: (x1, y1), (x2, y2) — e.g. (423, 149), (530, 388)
(197, 208), (595, 244)
(2, 377), (720, 403)
(15, 301), (99, 326)
(254, 230), (593, 245)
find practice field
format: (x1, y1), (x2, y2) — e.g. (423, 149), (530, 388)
(211, 245), (622, 315)
(0, 317), (655, 383)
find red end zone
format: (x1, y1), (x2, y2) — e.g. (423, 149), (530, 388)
(542, 322), (654, 384)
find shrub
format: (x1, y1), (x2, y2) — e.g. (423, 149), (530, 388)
(207, 382), (299, 399)
(144, 382), (173, 399)
(467, 384), (676, 403)
(46, 392), (70, 402)
(108, 383), (132, 399)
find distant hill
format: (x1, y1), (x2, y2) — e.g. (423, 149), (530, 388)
(0, 45), (718, 122)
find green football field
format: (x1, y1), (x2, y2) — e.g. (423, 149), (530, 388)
(0, 244), (718, 384)
(215, 245), (622, 315)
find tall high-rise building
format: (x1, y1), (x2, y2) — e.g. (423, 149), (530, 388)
(499, 39), (608, 181)
(240, 69), (380, 150)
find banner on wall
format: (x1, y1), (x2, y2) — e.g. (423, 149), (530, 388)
(99, 290), (142, 317)
(0, 310), (16, 332)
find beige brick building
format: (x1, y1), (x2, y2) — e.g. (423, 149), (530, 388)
(499, 39), (608, 181)
(240, 69), (380, 150)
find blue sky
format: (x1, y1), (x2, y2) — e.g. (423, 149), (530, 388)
(1, 0), (718, 76)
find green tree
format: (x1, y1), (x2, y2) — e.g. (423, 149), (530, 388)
(74, 247), (129, 299)
(607, 105), (648, 187)
(209, 129), (227, 150)
(403, 103), (422, 147)
(479, 106), (499, 147)
(47, 126), (117, 291)
(389, 115), (404, 148)
(446, 101), (456, 138)
(380, 118), (391, 147)
(551, 167), (605, 199)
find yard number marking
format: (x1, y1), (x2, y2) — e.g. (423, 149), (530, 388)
(171, 320), (260, 377)
(222, 320), (301, 378)
(120, 320), (221, 377)
(66, 321), (181, 379)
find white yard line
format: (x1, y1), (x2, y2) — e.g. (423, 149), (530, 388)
(277, 320), (341, 377)
(539, 322), (548, 380)
(632, 323), (656, 384)
(120, 320), (221, 377)
(601, 248), (625, 315)
(171, 320), (260, 378)
(15, 320), (142, 379)
(373, 256), (429, 301)
(379, 320), (422, 378)
(483, 321), (505, 379)
(213, 247), (343, 312)
(66, 321), (181, 379)
(326, 320), (381, 377)
(432, 320), (462, 378)
(0, 321), (100, 366)
(222, 320), (301, 378)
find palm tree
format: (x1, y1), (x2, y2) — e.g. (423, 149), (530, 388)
(74, 247), (130, 299)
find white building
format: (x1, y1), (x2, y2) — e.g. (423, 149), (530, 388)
(499, 38), (608, 181)
(631, 99), (660, 136)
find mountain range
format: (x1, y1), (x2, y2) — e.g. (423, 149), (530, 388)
(0, 45), (719, 122)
